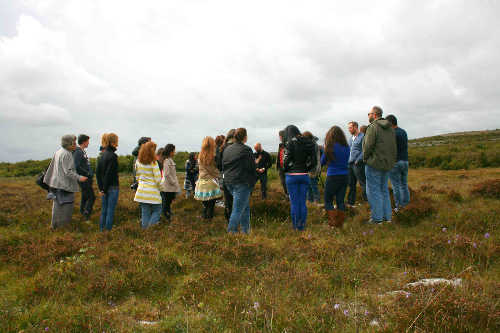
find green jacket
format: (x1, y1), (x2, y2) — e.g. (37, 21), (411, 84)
(362, 118), (397, 171)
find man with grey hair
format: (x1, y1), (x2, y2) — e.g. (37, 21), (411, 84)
(44, 135), (88, 229)
(362, 106), (397, 224)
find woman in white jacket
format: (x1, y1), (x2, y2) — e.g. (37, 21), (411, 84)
(160, 144), (181, 222)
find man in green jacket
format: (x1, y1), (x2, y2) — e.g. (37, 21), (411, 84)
(363, 106), (397, 224)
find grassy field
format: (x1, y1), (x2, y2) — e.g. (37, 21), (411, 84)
(0, 166), (499, 332)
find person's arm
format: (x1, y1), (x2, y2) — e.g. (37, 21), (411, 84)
(321, 151), (327, 166)
(73, 149), (87, 177)
(362, 126), (375, 162)
(96, 157), (103, 191)
(264, 152), (272, 171)
(152, 163), (162, 186)
(283, 142), (293, 172)
(355, 134), (364, 163)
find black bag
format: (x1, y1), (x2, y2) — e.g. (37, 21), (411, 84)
(36, 171), (50, 191)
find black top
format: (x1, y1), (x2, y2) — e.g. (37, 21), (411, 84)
(73, 146), (92, 178)
(254, 150), (272, 173)
(222, 142), (257, 187)
(283, 136), (316, 173)
(96, 146), (119, 193)
(395, 127), (408, 161)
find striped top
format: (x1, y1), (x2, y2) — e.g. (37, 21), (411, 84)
(133, 161), (162, 204)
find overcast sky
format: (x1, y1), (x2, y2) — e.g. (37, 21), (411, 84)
(1, 0), (499, 162)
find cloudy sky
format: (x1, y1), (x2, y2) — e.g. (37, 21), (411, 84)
(1, 0), (499, 162)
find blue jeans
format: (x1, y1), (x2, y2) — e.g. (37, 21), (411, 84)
(365, 165), (392, 222)
(286, 174), (310, 231)
(140, 203), (162, 228)
(389, 160), (410, 209)
(226, 183), (253, 234)
(324, 175), (348, 211)
(307, 176), (320, 203)
(100, 187), (119, 231)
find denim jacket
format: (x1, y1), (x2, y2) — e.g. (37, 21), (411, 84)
(348, 132), (364, 164)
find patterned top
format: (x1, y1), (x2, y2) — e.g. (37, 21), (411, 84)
(133, 161), (162, 204)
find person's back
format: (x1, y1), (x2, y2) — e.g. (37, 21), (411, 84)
(222, 142), (257, 187)
(284, 136), (316, 173)
(96, 146), (119, 193)
(134, 160), (162, 204)
(394, 127), (408, 162)
(321, 143), (350, 176)
(363, 118), (397, 171)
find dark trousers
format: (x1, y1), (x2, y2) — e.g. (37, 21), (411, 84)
(256, 172), (268, 199)
(223, 184), (233, 222)
(79, 179), (96, 218)
(202, 199), (216, 219)
(347, 163), (357, 205)
(324, 175), (348, 211)
(278, 169), (288, 195)
(161, 192), (176, 220)
(353, 162), (367, 201)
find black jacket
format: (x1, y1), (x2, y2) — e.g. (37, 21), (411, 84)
(283, 125), (316, 173)
(73, 147), (92, 178)
(254, 150), (272, 173)
(96, 146), (119, 193)
(222, 142), (257, 187)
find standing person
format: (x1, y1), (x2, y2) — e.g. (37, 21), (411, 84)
(214, 135), (226, 207)
(218, 129), (236, 222)
(253, 143), (272, 199)
(134, 142), (162, 228)
(73, 134), (95, 221)
(302, 132), (322, 205)
(194, 137), (223, 220)
(96, 133), (120, 231)
(276, 130), (288, 197)
(283, 125), (316, 231)
(156, 148), (165, 172)
(160, 144), (181, 222)
(386, 115), (410, 211)
(222, 128), (257, 234)
(43, 135), (88, 229)
(184, 153), (199, 198)
(363, 106), (397, 224)
(346, 121), (367, 205)
(321, 126), (350, 228)
(131, 137), (151, 190)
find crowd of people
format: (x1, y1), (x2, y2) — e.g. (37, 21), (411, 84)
(42, 106), (409, 233)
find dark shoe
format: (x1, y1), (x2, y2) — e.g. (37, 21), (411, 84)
(367, 218), (383, 225)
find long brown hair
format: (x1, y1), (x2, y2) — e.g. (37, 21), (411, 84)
(199, 136), (216, 166)
(138, 141), (157, 164)
(324, 126), (348, 162)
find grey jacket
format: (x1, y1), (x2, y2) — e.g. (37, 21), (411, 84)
(44, 148), (81, 192)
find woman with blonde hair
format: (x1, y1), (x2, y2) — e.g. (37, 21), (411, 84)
(194, 136), (223, 220)
(96, 133), (120, 231)
(134, 141), (163, 228)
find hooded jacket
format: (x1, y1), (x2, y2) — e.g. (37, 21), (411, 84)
(362, 118), (397, 171)
(96, 146), (119, 193)
(283, 125), (316, 173)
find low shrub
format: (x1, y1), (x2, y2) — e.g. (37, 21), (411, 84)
(394, 196), (436, 226)
(470, 179), (500, 199)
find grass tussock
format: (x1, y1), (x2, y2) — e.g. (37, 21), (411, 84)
(470, 179), (500, 199)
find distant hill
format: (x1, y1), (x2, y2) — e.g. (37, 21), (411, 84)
(1, 130), (499, 178)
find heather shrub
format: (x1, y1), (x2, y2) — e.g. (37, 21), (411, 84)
(470, 179), (500, 199)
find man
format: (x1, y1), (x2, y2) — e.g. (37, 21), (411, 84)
(73, 134), (95, 221)
(386, 114), (410, 211)
(276, 130), (288, 196)
(347, 121), (367, 205)
(254, 142), (272, 199)
(131, 136), (151, 189)
(363, 106), (397, 224)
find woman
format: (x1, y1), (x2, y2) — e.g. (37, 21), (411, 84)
(222, 128), (257, 234)
(283, 125), (316, 231)
(96, 133), (120, 231)
(43, 135), (88, 229)
(156, 147), (165, 172)
(302, 131), (322, 205)
(160, 144), (181, 221)
(321, 126), (350, 228)
(183, 152), (199, 198)
(194, 137), (223, 220)
(218, 129), (236, 222)
(134, 142), (163, 228)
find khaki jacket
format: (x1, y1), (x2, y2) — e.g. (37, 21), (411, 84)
(160, 158), (181, 193)
(362, 118), (397, 171)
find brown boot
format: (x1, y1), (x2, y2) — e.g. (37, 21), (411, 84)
(336, 210), (346, 228)
(327, 210), (337, 227)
